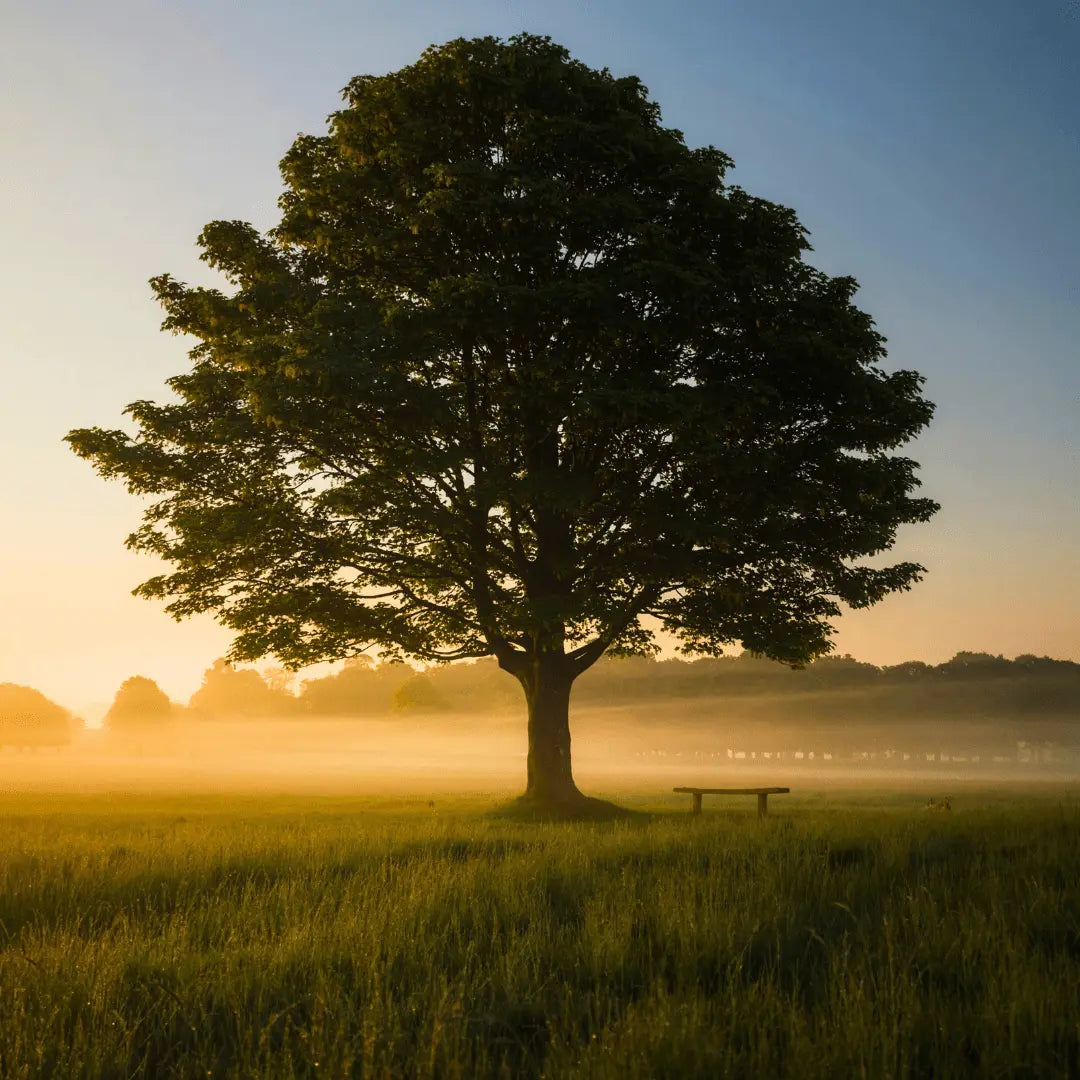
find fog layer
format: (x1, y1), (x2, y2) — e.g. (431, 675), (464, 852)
(2, 698), (1077, 796)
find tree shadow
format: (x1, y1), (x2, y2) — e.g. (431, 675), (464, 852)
(486, 793), (652, 824)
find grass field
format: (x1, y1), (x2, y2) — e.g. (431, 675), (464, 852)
(1, 787), (1079, 1079)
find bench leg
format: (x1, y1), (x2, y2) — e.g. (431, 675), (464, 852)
(692, 792), (702, 815)
(757, 793), (768, 817)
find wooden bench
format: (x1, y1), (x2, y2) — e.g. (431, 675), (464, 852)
(673, 786), (790, 817)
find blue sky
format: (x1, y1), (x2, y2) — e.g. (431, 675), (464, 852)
(1, 0), (1077, 709)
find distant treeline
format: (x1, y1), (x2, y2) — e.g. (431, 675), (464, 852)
(116, 650), (1080, 726)
(575, 652), (1080, 722)
(3, 651), (1078, 747)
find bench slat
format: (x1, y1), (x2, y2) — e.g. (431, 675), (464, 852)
(673, 787), (789, 795)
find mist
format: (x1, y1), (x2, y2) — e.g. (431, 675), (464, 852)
(4, 651), (1079, 795)
(3, 694), (1077, 798)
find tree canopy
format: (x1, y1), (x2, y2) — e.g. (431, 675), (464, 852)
(104, 675), (174, 731)
(0, 683), (74, 748)
(188, 659), (296, 719)
(67, 34), (937, 806)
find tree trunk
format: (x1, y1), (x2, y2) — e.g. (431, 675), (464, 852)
(518, 657), (581, 805)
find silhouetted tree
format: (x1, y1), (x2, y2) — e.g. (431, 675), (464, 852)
(883, 660), (934, 681)
(419, 657), (518, 711)
(188, 659), (296, 718)
(939, 652), (1015, 679)
(67, 34), (937, 809)
(1014, 654), (1080, 676)
(0, 684), (73, 748)
(298, 656), (414, 716)
(104, 675), (174, 732)
(392, 675), (449, 712)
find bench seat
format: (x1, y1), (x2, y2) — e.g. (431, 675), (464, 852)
(673, 786), (790, 816)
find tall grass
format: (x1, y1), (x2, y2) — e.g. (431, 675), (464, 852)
(1, 790), (1078, 1078)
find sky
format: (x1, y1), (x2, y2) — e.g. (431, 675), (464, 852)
(1, 0), (1078, 713)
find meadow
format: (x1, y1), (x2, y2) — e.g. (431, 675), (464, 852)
(1, 787), (1078, 1079)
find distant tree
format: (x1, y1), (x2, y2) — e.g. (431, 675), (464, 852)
(67, 34), (937, 810)
(104, 675), (174, 732)
(883, 660), (934, 681)
(420, 656), (519, 711)
(1012, 654), (1080, 676)
(0, 684), (73, 748)
(939, 652), (1014, 679)
(188, 659), (296, 718)
(261, 665), (297, 696)
(803, 653), (880, 689)
(298, 656), (415, 716)
(392, 675), (449, 712)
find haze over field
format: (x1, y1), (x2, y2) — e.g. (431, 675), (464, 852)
(3, 0), (1079, 711)
(5, 653), (1079, 795)
(5, 710), (1080, 797)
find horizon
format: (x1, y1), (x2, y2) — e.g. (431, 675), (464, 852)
(12, 644), (1080, 723)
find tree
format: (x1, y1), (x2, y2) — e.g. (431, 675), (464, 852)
(0, 684), (74, 748)
(392, 674), (450, 713)
(67, 34), (937, 810)
(299, 657), (418, 716)
(104, 675), (173, 731)
(188, 659), (296, 718)
(939, 652), (1014, 679)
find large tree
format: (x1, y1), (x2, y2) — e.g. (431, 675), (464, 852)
(68, 34), (937, 808)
